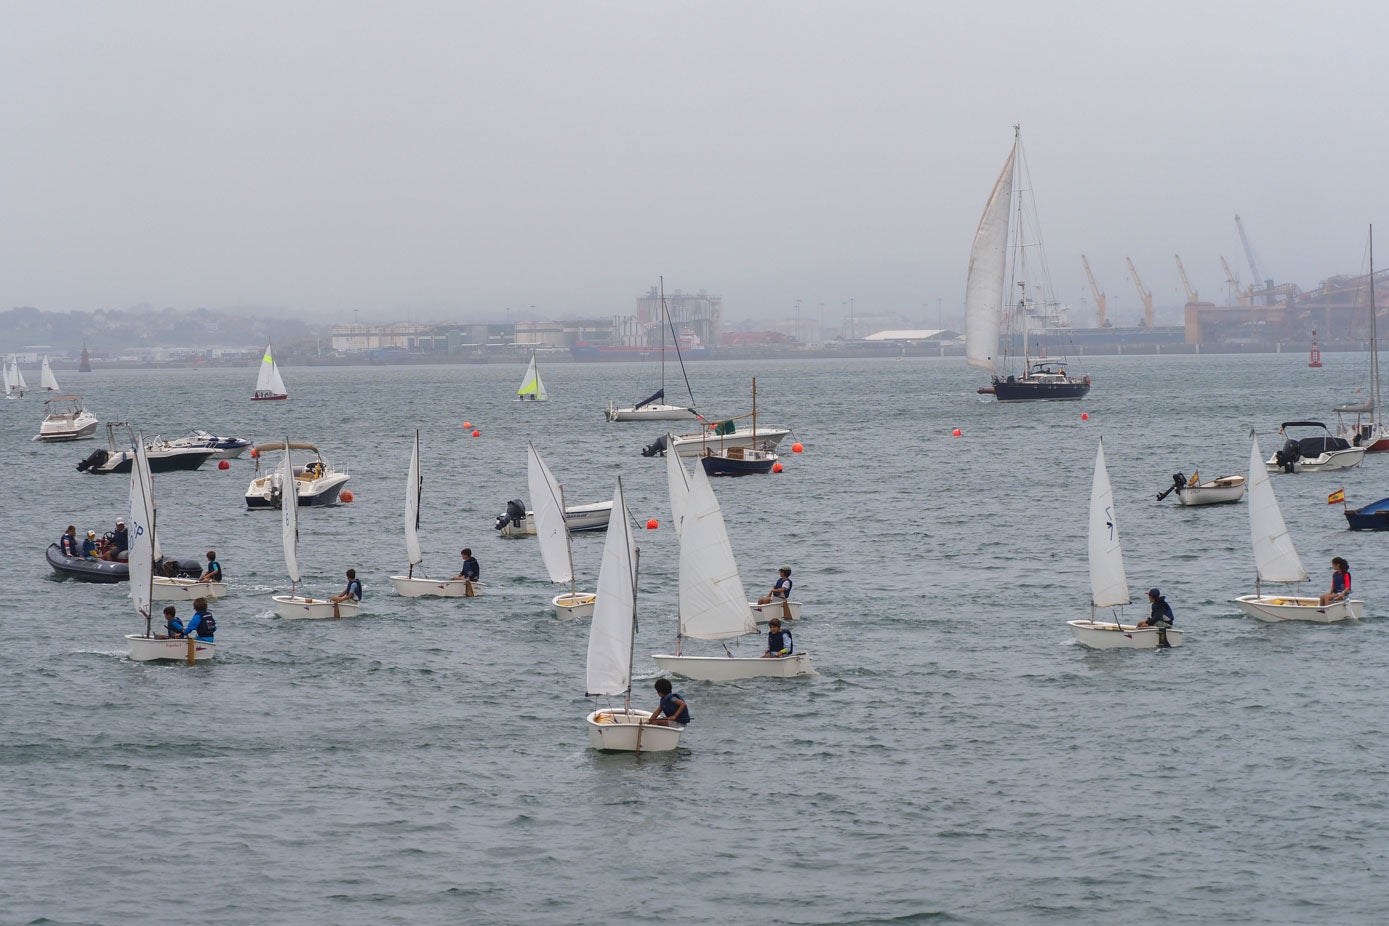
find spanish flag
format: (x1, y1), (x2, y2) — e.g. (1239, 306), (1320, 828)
(1328, 488), (1345, 505)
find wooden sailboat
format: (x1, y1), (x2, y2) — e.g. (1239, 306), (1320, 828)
(271, 441), (361, 619)
(700, 378), (779, 477)
(1235, 435), (1365, 622)
(965, 126), (1090, 401)
(1335, 226), (1389, 451)
(1068, 439), (1184, 649)
(530, 442), (595, 618)
(124, 439), (216, 662)
(652, 462), (813, 680)
(252, 343), (289, 400)
(391, 430), (480, 597)
(585, 477), (682, 752)
(517, 351), (548, 401)
(605, 278), (699, 422)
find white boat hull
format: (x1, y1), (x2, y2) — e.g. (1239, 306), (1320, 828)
(499, 501), (614, 537)
(670, 427), (790, 458)
(652, 652), (815, 681)
(151, 578), (228, 601)
(1176, 477), (1246, 506)
(554, 592), (595, 619)
(125, 634), (216, 662)
(1233, 595), (1365, 623)
(35, 411), (100, 442)
(1066, 620), (1185, 649)
(1264, 448), (1366, 473)
(585, 708), (684, 752)
(389, 576), (482, 598)
(606, 403), (699, 422)
(272, 595), (362, 619)
(748, 600), (802, 623)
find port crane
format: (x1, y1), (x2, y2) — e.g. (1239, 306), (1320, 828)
(1125, 257), (1154, 327)
(1220, 256), (1251, 306)
(1081, 254), (1108, 327)
(1174, 254), (1199, 303)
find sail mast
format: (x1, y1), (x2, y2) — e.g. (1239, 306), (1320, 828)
(1371, 226), (1381, 429)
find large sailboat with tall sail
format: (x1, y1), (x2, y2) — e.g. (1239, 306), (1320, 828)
(605, 278), (700, 422)
(1334, 226), (1389, 451)
(965, 126), (1090, 401)
(252, 343), (289, 401)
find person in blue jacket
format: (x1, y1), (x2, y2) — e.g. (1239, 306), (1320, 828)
(647, 678), (690, 727)
(199, 550), (223, 583)
(183, 597), (215, 641)
(1137, 587), (1174, 648)
(330, 568), (362, 604)
(762, 618), (794, 658)
(757, 566), (793, 607)
(159, 605), (185, 639)
(59, 525), (79, 557)
(81, 530), (100, 559)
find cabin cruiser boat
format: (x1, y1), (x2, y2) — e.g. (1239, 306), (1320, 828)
(245, 442), (350, 508)
(493, 498), (614, 537)
(32, 395), (99, 442)
(1265, 421), (1365, 473)
(76, 424), (216, 474)
(166, 429), (254, 458)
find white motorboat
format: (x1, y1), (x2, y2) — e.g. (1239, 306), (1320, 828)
(1265, 421), (1365, 473)
(494, 499), (613, 537)
(529, 443), (595, 618)
(652, 459), (814, 680)
(1334, 227), (1389, 452)
(166, 429), (254, 459)
(32, 394), (99, 442)
(390, 431), (482, 598)
(517, 351), (548, 401)
(152, 577), (228, 602)
(39, 356), (60, 391)
(1068, 440), (1185, 649)
(1157, 471), (1246, 506)
(245, 442), (350, 508)
(1235, 435), (1365, 623)
(605, 278), (700, 422)
(77, 424), (216, 474)
(585, 477), (683, 752)
(270, 443), (361, 619)
(251, 342), (288, 400)
(643, 425), (792, 459)
(123, 439), (216, 663)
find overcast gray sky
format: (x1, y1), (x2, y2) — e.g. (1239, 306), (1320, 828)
(2, 1), (1384, 326)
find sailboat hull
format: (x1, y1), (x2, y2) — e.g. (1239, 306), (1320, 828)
(1233, 595), (1364, 623)
(606, 404), (698, 421)
(272, 595), (362, 619)
(151, 578), (228, 601)
(1066, 620), (1184, 649)
(251, 393), (288, 401)
(748, 600), (802, 624)
(390, 576), (483, 598)
(125, 634), (217, 662)
(651, 652), (814, 681)
(585, 709), (683, 752)
(554, 592), (595, 619)
(991, 377), (1090, 401)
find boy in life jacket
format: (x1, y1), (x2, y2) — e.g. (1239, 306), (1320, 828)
(159, 605), (185, 639)
(184, 597), (216, 642)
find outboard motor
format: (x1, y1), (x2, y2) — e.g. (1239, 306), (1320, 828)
(641, 434), (669, 458)
(494, 499), (527, 531)
(76, 448), (108, 472)
(1172, 473), (1187, 491)
(1275, 440), (1299, 473)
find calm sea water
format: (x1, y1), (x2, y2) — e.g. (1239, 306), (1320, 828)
(3, 354), (1388, 925)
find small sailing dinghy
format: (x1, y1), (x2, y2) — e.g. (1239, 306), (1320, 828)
(530, 442), (595, 618)
(251, 343), (289, 400)
(124, 439), (216, 663)
(1235, 434), (1364, 622)
(390, 430), (480, 597)
(1068, 440), (1184, 649)
(652, 461), (814, 680)
(39, 356), (60, 392)
(517, 351), (548, 401)
(271, 442), (361, 619)
(585, 477), (683, 752)
(6, 357), (29, 397)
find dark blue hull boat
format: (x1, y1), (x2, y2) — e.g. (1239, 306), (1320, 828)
(1345, 497), (1389, 530)
(700, 448), (777, 477)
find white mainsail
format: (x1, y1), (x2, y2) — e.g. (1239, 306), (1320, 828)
(40, 356), (59, 391)
(128, 439), (156, 629)
(281, 444), (300, 585)
(666, 437), (691, 541)
(404, 430), (423, 568)
(677, 462), (755, 641)
(2, 359), (11, 396)
(1247, 436), (1308, 583)
(586, 478), (638, 697)
(255, 344), (288, 396)
(528, 442), (573, 585)
(517, 352), (548, 401)
(12, 359), (28, 394)
(1087, 439), (1129, 608)
(964, 138), (1016, 373)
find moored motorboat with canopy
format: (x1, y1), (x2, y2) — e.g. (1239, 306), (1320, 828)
(33, 394), (99, 442)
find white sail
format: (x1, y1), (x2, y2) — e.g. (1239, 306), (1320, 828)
(256, 344), (287, 396)
(128, 439), (156, 623)
(517, 352), (548, 401)
(12, 359), (28, 394)
(404, 430), (422, 568)
(677, 462), (754, 641)
(1247, 436), (1308, 583)
(528, 442), (573, 584)
(39, 356), (59, 391)
(964, 139), (1016, 373)
(281, 443), (300, 584)
(586, 478), (637, 697)
(2, 359), (11, 396)
(666, 437), (690, 541)
(1087, 440), (1129, 608)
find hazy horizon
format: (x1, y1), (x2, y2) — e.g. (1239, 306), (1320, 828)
(3, 2), (1385, 328)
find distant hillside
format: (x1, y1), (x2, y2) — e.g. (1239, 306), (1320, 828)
(0, 305), (324, 352)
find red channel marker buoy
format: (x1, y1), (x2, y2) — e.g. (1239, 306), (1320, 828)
(463, 421), (471, 429)
(1081, 413), (1089, 420)
(791, 443), (803, 453)
(952, 428), (962, 437)
(471, 430), (480, 437)
(646, 519), (659, 530)
(217, 460), (230, 470)
(340, 490), (354, 503)
(772, 462), (784, 473)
